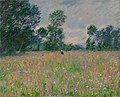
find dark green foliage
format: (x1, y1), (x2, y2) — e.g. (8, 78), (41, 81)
(64, 43), (73, 51)
(36, 27), (47, 51)
(100, 25), (113, 50)
(86, 38), (91, 50)
(86, 25), (120, 51)
(111, 28), (120, 50)
(49, 10), (67, 27)
(90, 41), (95, 50)
(86, 38), (95, 51)
(87, 25), (97, 35)
(44, 25), (64, 51)
(38, 27), (48, 38)
(97, 42), (103, 51)
(43, 10), (67, 51)
(20, 91), (26, 96)
(30, 10), (67, 51)
(0, 0), (40, 54)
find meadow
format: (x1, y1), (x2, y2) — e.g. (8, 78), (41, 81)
(0, 51), (120, 97)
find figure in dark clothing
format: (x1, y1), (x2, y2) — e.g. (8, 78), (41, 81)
(61, 50), (64, 55)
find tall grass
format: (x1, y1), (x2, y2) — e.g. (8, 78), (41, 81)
(0, 51), (120, 97)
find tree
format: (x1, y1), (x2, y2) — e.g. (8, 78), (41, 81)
(45, 10), (66, 51)
(95, 25), (114, 50)
(64, 43), (73, 51)
(49, 10), (66, 27)
(29, 27), (48, 51)
(37, 27), (47, 50)
(86, 38), (91, 50)
(90, 40), (95, 50)
(101, 25), (113, 50)
(0, 0), (40, 54)
(86, 38), (95, 51)
(45, 25), (65, 50)
(87, 25), (97, 35)
(111, 28), (120, 50)
(96, 42), (103, 51)
(86, 25), (120, 51)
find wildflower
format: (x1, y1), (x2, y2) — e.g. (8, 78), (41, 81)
(75, 89), (78, 92)
(53, 81), (56, 84)
(86, 85), (89, 88)
(45, 84), (50, 92)
(99, 74), (102, 77)
(104, 75), (107, 80)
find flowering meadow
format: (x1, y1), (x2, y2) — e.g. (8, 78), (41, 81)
(0, 51), (120, 97)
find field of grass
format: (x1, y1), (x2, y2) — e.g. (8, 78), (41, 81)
(0, 51), (120, 97)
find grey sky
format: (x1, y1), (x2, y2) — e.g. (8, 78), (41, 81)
(30, 0), (119, 44)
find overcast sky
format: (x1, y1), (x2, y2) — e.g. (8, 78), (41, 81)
(30, 0), (119, 45)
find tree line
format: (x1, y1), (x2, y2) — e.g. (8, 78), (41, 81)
(30, 10), (73, 51)
(0, 0), (120, 55)
(86, 25), (120, 51)
(0, 0), (73, 55)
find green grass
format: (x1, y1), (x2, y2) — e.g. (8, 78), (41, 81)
(0, 51), (120, 97)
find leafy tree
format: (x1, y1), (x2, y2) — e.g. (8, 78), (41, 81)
(87, 25), (97, 35)
(86, 38), (95, 50)
(28, 27), (48, 51)
(96, 42), (103, 51)
(101, 25), (113, 50)
(86, 25), (120, 51)
(64, 43), (73, 51)
(49, 10), (66, 27)
(94, 25), (114, 50)
(87, 40), (95, 51)
(86, 38), (91, 50)
(45, 10), (66, 51)
(111, 28), (120, 50)
(0, 0), (40, 54)
(90, 41), (95, 50)
(44, 25), (64, 51)
(37, 27), (47, 50)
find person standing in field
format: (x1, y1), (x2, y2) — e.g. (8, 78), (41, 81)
(61, 50), (64, 55)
